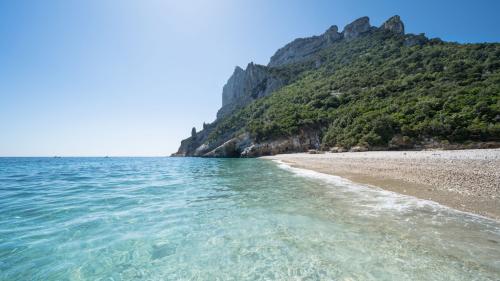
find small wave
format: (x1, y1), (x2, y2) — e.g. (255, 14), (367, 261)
(271, 159), (499, 225)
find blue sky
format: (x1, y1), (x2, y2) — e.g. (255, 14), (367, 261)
(1, 0), (499, 156)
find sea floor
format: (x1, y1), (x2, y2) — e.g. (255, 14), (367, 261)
(0, 157), (499, 280)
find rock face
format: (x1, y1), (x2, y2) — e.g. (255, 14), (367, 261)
(217, 63), (283, 119)
(173, 15), (431, 158)
(221, 66), (245, 107)
(219, 16), (385, 118)
(268, 25), (342, 67)
(381, 15), (404, 35)
(173, 126), (212, 157)
(173, 128), (321, 158)
(268, 16), (378, 67)
(342, 16), (371, 40)
(240, 131), (321, 157)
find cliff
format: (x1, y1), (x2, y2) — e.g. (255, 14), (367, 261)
(217, 63), (284, 119)
(217, 15), (397, 119)
(173, 15), (500, 157)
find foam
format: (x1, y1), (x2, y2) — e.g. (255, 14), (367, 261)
(272, 159), (499, 225)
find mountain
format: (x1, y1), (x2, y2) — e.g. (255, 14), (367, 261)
(173, 15), (500, 157)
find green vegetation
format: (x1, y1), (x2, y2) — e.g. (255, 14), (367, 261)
(209, 30), (500, 150)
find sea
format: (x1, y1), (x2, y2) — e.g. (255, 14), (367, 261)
(0, 157), (499, 280)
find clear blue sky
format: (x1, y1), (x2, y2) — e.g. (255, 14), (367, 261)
(1, 0), (499, 156)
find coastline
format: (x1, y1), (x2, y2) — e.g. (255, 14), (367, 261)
(262, 149), (500, 221)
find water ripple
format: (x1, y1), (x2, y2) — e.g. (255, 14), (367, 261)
(0, 157), (499, 280)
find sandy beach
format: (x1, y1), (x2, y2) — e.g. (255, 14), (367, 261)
(262, 149), (500, 220)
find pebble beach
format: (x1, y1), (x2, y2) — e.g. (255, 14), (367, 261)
(263, 149), (500, 220)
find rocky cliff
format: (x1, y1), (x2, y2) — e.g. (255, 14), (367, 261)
(218, 15), (399, 119)
(267, 15), (392, 67)
(381, 15), (404, 35)
(217, 63), (284, 119)
(342, 16), (372, 40)
(174, 15), (406, 157)
(267, 25), (342, 67)
(173, 15), (499, 157)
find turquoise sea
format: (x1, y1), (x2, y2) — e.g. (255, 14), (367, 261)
(0, 157), (499, 280)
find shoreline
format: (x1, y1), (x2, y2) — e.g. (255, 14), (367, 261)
(262, 149), (500, 221)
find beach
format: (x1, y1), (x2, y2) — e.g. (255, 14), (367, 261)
(262, 149), (500, 220)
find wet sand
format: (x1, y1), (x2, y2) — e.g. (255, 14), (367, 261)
(262, 149), (500, 220)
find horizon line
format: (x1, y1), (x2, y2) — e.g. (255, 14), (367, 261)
(0, 155), (173, 158)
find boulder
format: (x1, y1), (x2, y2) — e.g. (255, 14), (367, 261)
(349, 146), (368, 152)
(330, 146), (347, 153)
(389, 135), (414, 149)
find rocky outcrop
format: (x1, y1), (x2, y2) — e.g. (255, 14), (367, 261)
(342, 16), (372, 40)
(174, 129), (321, 158)
(404, 33), (429, 46)
(173, 125), (213, 157)
(221, 66), (245, 107)
(173, 15), (437, 158)
(267, 14), (414, 68)
(221, 16), (402, 118)
(240, 131), (321, 157)
(268, 25), (342, 67)
(268, 16), (378, 67)
(217, 63), (284, 119)
(203, 133), (252, 157)
(199, 131), (320, 157)
(381, 15), (404, 35)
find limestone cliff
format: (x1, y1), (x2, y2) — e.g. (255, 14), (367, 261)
(216, 16), (402, 120)
(267, 15), (392, 67)
(381, 15), (404, 35)
(342, 16), (372, 40)
(217, 63), (284, 119)
(267, 25), (342, 67)
(173, 15), (419, 157)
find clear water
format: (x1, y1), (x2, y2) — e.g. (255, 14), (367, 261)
(0, 157), (499, 281)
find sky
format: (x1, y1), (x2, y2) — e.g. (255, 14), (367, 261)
(1, 0), (499, 156)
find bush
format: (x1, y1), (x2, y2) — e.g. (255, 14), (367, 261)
(207, 29), (500, 150)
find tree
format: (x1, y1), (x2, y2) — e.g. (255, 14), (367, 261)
(191, 127), (197, 138)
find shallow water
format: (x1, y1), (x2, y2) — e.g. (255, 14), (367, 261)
(0, 157), (499, 280)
